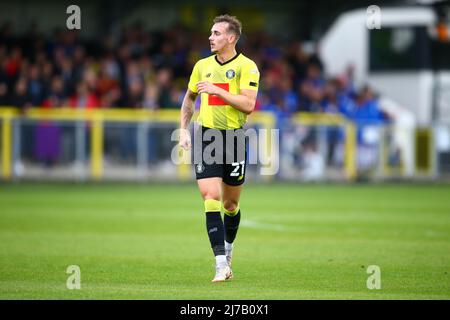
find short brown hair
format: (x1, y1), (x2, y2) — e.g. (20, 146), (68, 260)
(213, 14), (242, 39)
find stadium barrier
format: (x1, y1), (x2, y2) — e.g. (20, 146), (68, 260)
(0, 107), (277, 181)
(291, 112), (357, 180)
(0, 107), (439, 181)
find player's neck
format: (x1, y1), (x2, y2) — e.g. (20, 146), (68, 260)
(216, 48), (237, 64)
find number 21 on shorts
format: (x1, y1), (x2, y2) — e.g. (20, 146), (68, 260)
(230, 161), (245, 177)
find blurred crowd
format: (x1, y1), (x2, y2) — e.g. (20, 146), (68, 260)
(0, 22), (391, 169)
(0, 22), (389, 125)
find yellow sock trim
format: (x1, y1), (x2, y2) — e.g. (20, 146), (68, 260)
(224, 204), (240, 216)
(204, 199), (221, 213)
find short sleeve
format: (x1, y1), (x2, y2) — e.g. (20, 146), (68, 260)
(188, 61), (201, 93)
(240, 60), (260, 91)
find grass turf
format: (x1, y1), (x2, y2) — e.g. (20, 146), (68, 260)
(0, 182), (449, 299)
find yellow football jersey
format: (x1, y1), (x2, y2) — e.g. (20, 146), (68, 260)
(188, 53), (260, 130)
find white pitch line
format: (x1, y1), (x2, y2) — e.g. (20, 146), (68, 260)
(241, 219), (287, 231)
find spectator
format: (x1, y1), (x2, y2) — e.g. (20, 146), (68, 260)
(156, 68), (177, 109)
(346, 85), (390, 171)
(321, 79), (344, 165)
(348, 85), (389, 126)
(0, 82), (8, 105)
(10, 77), (31, 111)
(27, 64), (45, 106)
(298, 62), (326, 112)
(43, 76), (66, 108)
(69, 82), (100, 109)
(143, 82), (159, 110)
(0, 58), (9, 105)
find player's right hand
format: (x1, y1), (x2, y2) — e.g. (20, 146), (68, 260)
(179, 129), (191, 150)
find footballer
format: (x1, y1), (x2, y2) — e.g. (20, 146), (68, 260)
(179, 14), (260, 282)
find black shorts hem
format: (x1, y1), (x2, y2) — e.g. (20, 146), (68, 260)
(222, 179), (245, 186)
(195, 174), (222, 180)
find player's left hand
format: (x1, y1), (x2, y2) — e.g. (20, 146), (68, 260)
(197, 81), (220, 95)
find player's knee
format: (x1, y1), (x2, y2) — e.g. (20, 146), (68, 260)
(223, 200), (239, 216)
(200, 190), (220, 201)
(200, 188), (220, 201)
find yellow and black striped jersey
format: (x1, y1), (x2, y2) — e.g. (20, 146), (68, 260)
(188, 53), (260, 130)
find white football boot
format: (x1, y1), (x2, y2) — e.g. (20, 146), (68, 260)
(211, 263), (232, 283)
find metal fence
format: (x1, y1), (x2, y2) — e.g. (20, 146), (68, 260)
(0, 107), (443, 182)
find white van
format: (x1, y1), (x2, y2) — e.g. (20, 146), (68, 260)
(319, 6), (450, 178)
(319, 6), (450, 126)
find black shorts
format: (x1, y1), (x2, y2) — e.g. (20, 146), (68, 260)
(194, 126), (248, 186)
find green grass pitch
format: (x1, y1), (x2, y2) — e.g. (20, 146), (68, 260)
(0, 182), (449, 299)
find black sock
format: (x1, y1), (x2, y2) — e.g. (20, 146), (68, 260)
(206, 212), (225, 256)
(224, 210), (241, 244)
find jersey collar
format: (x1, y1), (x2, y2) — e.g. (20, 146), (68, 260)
(214, 52), (240, 66)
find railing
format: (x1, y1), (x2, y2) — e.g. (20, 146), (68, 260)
(2, 107), (437, 182)
(291, 112), (356, 180)
(0, 107), (279, 181)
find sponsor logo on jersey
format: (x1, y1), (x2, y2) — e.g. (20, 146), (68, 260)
(208, 83), (229, 105)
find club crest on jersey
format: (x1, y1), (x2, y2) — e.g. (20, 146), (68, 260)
(226, 69), (235, 79)
(196, 163), (204, 174)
